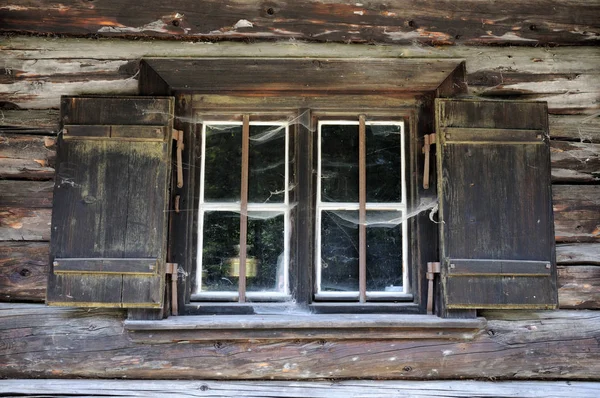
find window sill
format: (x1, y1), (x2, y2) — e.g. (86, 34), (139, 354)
(125, 314), (486, 343)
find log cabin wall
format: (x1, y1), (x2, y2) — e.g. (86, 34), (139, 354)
(0, 0), (599, 379)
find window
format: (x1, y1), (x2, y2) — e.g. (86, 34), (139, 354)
(191, 115), (411, 306)
(195, 118), (291, 302)
(47, 59), (558, 319)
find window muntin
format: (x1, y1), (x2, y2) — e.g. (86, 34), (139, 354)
(315, 120), (408, 301)
(194, 120), (291, 301)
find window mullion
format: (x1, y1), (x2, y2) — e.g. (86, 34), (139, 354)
(358, 115), (367, 303)
(238, 115), (250, 303)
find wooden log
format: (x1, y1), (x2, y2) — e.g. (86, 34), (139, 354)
(549, 114), (600, 143)
(553, 185), (600, 242)
(558, 265), (600, 309)
(0, 132), (56, 179)
(0, 379), (599, 398)
(557, 243), (600, 265)
(0, 242), (47, 302)
(0, 180), (53, 208)
(1, 37), (599, 112)
(0, 304), (599, 379)
(551, 141), (600, 183)
(0, 1), (598, 45)
(0, 207), (51, 241)
(0, 109), (59, 132)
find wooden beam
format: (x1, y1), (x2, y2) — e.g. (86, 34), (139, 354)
(1, 304), (599, 379)
(0, 242), (47, 302)
(0, 180), (53, 208)
(558, 265), (600, 309)
(1, 379), (599, 397)
(0, 207), (51, 241)
(553, 185), (600, 243)
(0, 1), (598, 45)
(557, 243), (600, 265)
(2, 38), (599, 113)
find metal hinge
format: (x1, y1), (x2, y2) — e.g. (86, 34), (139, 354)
(426, 261), (441, 315)
(422, 133), (436, 189)
(172, 129), (184, 188)
(166, 263), (179, 316)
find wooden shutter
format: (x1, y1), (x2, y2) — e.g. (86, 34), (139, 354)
(436, 99), (557, 312)
(47, 96), (174, 308)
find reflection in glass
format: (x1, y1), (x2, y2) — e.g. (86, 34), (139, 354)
(249, 125), (286, 203)
(247, 212), (286, 293)
(320, 210), (359, 292)
(201, 211), (240, 292)
(203, 124), (242, 202)
(366, 125), (402, 202)
(320, 124), (359, 202)
(366, 211), (403, 291)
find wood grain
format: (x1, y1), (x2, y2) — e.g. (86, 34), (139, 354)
(0, 242), (48, 302)
(553, 185), (600, 243)
(558, 265), (600, 308)
(1, 379), (599, 397)
(0, 303), (599, 379)
(0, 1), (598, 45)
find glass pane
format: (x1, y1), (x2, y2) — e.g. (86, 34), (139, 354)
(320, 210), (359, 292)
(247, 212), (286, 293)
(201, 211), (240, 292)
(249, 125), (286, 203)
(366, 211), (403, 291)
(366, 124), (402, 202)
(204, 124), (242, 202)
(320, 124), (359, 202)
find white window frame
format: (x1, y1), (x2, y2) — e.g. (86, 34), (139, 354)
(193, 120), (291, 301)
(315, 120), (409, 300)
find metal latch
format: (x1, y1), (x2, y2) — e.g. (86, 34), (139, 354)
(422, 133), (436, 189)
(166, 263), (179, 316)
(426, 261), (441, 315)
(172, 130), (184, 188)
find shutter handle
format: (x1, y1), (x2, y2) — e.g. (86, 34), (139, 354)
(422, 133), (436, 190)
(166, 263), (179, 316)
(426, 261), (441, 315)
(172, 130), (184, 188)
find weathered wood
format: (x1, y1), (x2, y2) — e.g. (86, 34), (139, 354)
(1, 379), (600, 398)
(553, 185), (600, 243)
(0, 109), (59, 131)
(2, 37), (599, 112)
(549, 114), (600, 143)
(0, 1), (598, 45)
(125, 314), (484, 342)
(557, 243), (600, 265)
(0, 242), (47, 302)
(0, 207), (51, 241)
(437, 99), (556, 312)
(551, 141), (600, 183)
(1, 304), (599, 379)
(47, 96), (173, 309)
(143, 58), (464, 94)
(0, 132), (56, 161)
(0, 180), (53, 208)
(558, 265), (600, 309)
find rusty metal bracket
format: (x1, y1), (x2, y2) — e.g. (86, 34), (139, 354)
(426, 261), (441, 315)
(422, 133), (436, 189)
(165, 263), (179, 316)
(172, 129), (184, 188)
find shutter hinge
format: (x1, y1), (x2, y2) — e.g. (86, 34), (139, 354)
(422, 133), (436, 190)
(172, 130), (184, 189)
(166, 263), (179, 316)
(426, 261), (441, 315)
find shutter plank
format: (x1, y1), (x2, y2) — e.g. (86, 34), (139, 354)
(437, 99), (557, 313)
(48, 96), (173, 309)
